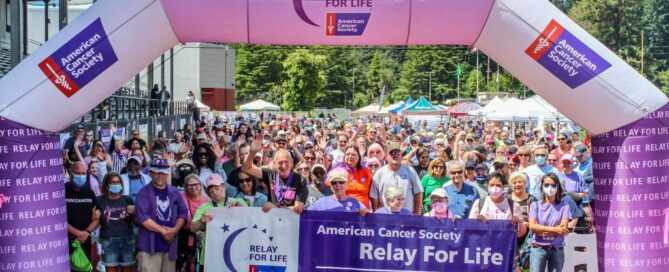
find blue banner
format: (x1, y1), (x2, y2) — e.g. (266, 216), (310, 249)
(298, 211), (516, 272)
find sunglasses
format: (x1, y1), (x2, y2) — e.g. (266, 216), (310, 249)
(239, 177), (254, 183)
(558, 138), (567, 141)
(449, 170), (464, 175)
(518, 154), (530, 157)
(277, 141), (287, 145)
(313, 171), (325, 176)
(330, 180), (346, 185)
(542, 183), (557, 188)
(368, 164), (380, 168)
(389, 150), (402, 157)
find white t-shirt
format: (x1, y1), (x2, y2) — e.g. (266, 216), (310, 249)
(468, 196), (513, 220)
(370, 164), (424, 212)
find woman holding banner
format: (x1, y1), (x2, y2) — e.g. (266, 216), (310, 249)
(307, 168), (369, 215)
(468, 172), (527, 237)
(528, 173), (571, 272)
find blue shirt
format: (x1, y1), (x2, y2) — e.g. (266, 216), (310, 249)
(374, 207), (413, 215)
(444, 182), (481, 218)
(129, 177), (144, 200)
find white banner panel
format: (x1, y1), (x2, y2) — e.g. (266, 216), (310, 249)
(205, 207), (299, 272)
(474, 0), (668, 134)
(0, 0), (179, 132)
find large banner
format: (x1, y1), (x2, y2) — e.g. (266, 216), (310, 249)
(0, 118), (69, 272)
(591, 102), (669, 272)
(205, 208), (516, 272)
(299, 211), (516, 272)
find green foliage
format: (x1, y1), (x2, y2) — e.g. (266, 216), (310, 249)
(235, 45), (289, 104)
(281, 49), (327, 111)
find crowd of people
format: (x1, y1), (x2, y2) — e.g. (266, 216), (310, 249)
(62, 113), (594, 272)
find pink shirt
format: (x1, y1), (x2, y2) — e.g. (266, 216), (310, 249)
(181, 192), (210, 246)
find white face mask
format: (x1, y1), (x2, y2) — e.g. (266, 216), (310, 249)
(543, 185), (557, 196)
(488, 186), (504, 198)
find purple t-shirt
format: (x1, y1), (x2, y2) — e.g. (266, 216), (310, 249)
(154, 187), (173, 252)
(529, 200), (572, 246)
(558, 172), (588, 194)
(374, 207), (413, 215)
(337, 198), (363, 212)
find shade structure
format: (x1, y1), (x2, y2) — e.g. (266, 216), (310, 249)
(195, 99), (211, 111)
(388, 98), (414, 114)
(523, 95), (569, 121)
(379, 101), (404, 114)
(485, 98), (530, 121)
(446, 101), (482, 116)
(468, 96), (505, 116)
(353, 103), (382, 115)
(239, 99), (281, 111)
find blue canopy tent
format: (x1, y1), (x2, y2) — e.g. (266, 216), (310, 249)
(388, 98), (414, 114)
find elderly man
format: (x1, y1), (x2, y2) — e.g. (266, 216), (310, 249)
(243, 134), (308, 214)
(443, 160), (480, 218)
(370, 143), (424, 215)
(135, 158), (188, 272)
(66, 161), (100, 262)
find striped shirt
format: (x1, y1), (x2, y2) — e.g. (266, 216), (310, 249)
(111, 151), (127, 173)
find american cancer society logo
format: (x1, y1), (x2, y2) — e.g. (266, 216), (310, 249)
(38, 18), (118, 97)
(525, 20), (611, 89)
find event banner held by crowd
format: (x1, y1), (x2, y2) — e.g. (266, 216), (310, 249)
(205, 208), (516, 272)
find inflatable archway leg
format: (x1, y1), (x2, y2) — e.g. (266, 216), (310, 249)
(0, 118), (69, 271)
(591, 102), (669, 272)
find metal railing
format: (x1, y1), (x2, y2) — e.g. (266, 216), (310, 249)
(79, 93), (191, 124)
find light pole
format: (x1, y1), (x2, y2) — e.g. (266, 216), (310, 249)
(351, 68), (357, 108)
(428, 71), (433, 102)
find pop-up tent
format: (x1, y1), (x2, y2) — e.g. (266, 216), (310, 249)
(379, 101), (404, 114)
(485, 98), (529, 121)
(239, 99), (281, 111)
(388, 98), (415, 114)
(523, 95), (569, 121)
(468, 96), (505, 116)
(353, 103), (381, 115)
(446, 101), (482, 116)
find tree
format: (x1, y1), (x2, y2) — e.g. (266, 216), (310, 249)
(235, 45), (289, 104)
(396, 46), (469, 102)
(281, 49), (327, 111)
(367, 50), (400, 100)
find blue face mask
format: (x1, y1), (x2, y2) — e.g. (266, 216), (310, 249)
(474, 175), (487, 183)
(73, 175), (87, 187)
(535, 155), (547, 165)
(109, 184), (123, 194)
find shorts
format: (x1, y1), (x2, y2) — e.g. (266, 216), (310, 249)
(99, 236), (136, 267)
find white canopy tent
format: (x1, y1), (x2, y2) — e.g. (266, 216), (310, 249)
(195, 99), (211, 111)
(523, 95), (570, 121)
(353, 104), (382, 115)
(239, 99), (281, 111)
(468, 96), (505, 116)
(485, 98), (530, 121)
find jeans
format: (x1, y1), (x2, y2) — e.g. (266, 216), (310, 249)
(99, 236), (136, 267)
(530, 246), (564, 272)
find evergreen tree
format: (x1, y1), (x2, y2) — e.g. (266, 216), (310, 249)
(235, 45), (289, 104)
(281, 49), (327, 111)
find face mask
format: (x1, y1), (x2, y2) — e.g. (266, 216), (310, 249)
(543, 186), (557, 196)
(109, 184), (123, 194)
(474, 175), (487, 183)
(535, 155), (546, 165)
(488, 186), (504, 198)
(73, 175), (87, 187)
(432, 202), (447, 214)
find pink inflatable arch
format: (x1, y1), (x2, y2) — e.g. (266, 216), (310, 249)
(0, 0), (666, 271)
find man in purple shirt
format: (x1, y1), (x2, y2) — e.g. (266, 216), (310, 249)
(135, 158), (188, 272)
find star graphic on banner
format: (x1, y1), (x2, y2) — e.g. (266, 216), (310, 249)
(221, 224), (230, 232)
(262, 229), (267, 234)
(253, 224), (258, 229)
(269, 236), (274, 242)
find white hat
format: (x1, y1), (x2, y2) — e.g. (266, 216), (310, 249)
(429, 188), (448, 199)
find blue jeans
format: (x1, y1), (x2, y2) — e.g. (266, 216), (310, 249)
(530, 246), (564, 272)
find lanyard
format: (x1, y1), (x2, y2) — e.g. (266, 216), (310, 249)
(212, 196), (228, 207)
(274, 172), (294, 202)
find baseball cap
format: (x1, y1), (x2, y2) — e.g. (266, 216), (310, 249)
(474, 146), (488, 154)
(561, 154), (574, 163)
(254, 152), (263, 158)
(127, 156), (143, 165)
(387, 142), (401, 152)
(305, 141), (314, 147)
(465, 161), (477, 170)
(273, 136), (287, 143)
(75, 124), (85, 130)
(149, 158), (171, 174)
(311, 164), (326, 173)
(508, 146), (518, 154)
(475, 163), (489, 171)
(429, 188), (448, 199)
(175, 158), (195, 168)
(205, 174), (225, 188)
(493, 156), (508, 167)
(326, 168), (349, 184)
(574, 143), (587, 157)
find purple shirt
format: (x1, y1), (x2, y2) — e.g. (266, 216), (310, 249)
(558, 172), (588, 194)
(135, 184), (188, 260)
(374, 207), (413, 215)
(529, 200), (572, 247)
